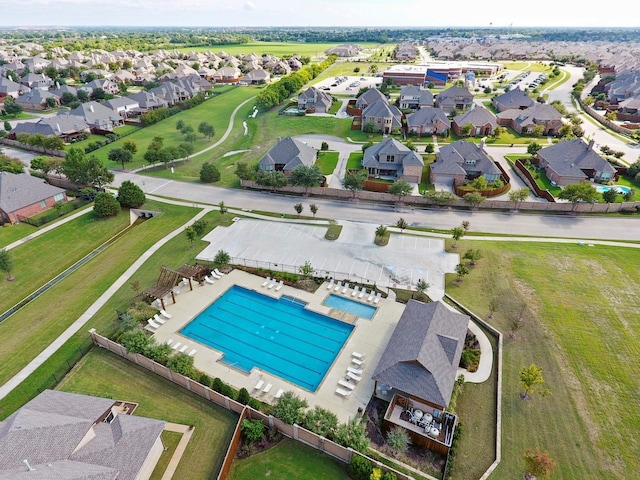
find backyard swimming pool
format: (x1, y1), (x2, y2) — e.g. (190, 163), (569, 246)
(180, 286), (353, 391)
(323, 294), (377, 320)
(594, 185), (631, 194)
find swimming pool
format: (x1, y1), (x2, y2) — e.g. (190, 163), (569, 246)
(180, 286), (353, 391)
(594, 185), (631, 194)
(323, 294), (377, 320)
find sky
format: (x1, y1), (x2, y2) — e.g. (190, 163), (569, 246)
(1, 0), (637, 28)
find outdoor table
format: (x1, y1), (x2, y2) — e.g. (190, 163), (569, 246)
(423, 413), (433, 424)
(414, 409), (423, 420)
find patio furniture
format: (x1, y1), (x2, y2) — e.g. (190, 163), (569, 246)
(263, 383), (273, 393)
(268, 278), (276, 288)
(188, 349), (197, 356)
(326, 279), (334, 290)
(374, 292), (382, 304)
(214, 268), (225, 277)
(179, 345), (188, 353)
(367, 291), (375, 302)
(336, 387), (352, 397)
(351, 286), (360, 297)
(205, 275), (215, 284)
(253, 380), (265, 390)
(171, 342), (182, 350)
(347, 366), (363, 375)
(334, 280), (343, 292)
(352, 351), (366, 359)
(147, 319), (160, 329)
(153, 314), (165, 324)
(342, 282), (350, 294)
(352, 357), (364, 367)
(262, 277), (272, 287)
(274, 388), (285, 399)
(359, 288), (367, 299)
(346, 371), (361, 382)
(160, 309), (172, 319)
(275, 280), (284, 291)
(338, 379), (356, 390)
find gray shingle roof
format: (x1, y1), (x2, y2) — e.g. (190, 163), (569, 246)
(432, 140), (500, 177)
(362, 137), (424, 172)
(11, 115), (89, 137)
(538, 138), (615, 176)
(0, 172), (66, 214)
(406, 107), (450, 129)
(497, 103), (563, 127)
(361, 101), (402, 129)
(355, 88), (388, 109)
(453, 106), (497, 129)
(492, 87), (535, 110)
(258, 136), (317, 171)
(372, 300), (469, 408)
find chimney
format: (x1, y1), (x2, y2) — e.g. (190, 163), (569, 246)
(588, 138), (595, 150)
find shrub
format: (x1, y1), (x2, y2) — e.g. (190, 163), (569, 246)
(381, 472), (397, 480)
(348, 455), (373, 480)
(271, 391), (308, 424)
(120, 329), (150, 354)
(93, 192), (121, 218)
(167, 353), (196, 378)
(117, 180), (145, 208)
(237, 387), (251, 405)
(386, 426), (410, 457)
(302, 406), (338, 439)
(241, 419), (266, 443)
(143, 342), (172, 364)
(200, 162), (220, 183)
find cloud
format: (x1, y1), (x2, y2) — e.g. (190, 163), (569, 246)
(244, 1), (255, 10)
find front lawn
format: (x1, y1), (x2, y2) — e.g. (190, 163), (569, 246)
(228, 438), (350, 480)
(346, 151), (363, 170)
(0, 222), (38, 249)
(57, 347), (237, 480)
(316, 151), (339, 174)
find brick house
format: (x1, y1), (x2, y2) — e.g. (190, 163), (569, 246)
(0, 172), (67, 223)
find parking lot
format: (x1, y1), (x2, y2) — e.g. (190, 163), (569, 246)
(313, 75), (383, 95)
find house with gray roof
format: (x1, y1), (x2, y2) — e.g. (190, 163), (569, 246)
(127, 91), (168, 112)
(78, 78), (120, 95)
(537, 138), (616, 186)
(258, 136), (318, 175)
(399, 85), (434, 110)
(406, 107), (450, 136)
(67, 101), (123, 131)
(0, 389), (166, 480)
(372, 300), (468, 408)
(362, 137), (424, 183)
(492, 87), (535, 112)
(434, 86), (474, 114)
(0, 172), (67, 223)
(361, 101), (403, 135)
(14, 89), (59, 110)
(103, 96), (140, 117)
(19, 72), (53, 90)
(297, 86), (333, 113)
(452, 106), (498, 137)
(355, 88), (389, 110)
(243, 69), (271, 85)
(496, 104), (564, 135)
(431, 140), (501, 185)
(10, 115), (90, 141)
(0, 76), (29, 99)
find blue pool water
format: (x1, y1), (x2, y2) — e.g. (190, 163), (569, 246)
(180, 286), (353, 391)
(594, 185), (631, 194)
(323, 294), (377, 320)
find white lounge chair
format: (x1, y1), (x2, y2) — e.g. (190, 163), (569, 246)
(359, 288), (367, 299)
(262, 277), (271, 287)
(341, 282), (350, 294)
(347, 366), (363, 375)
(374, 292), (382, 304)
(188, 349), (197, 356)
(352, 351), (365, 359)
(338, 379), (356, 390)
(274, 388), (285, 399)
(367, 291), (375, 302)
(275, 280), (284, 291)
(352, 358), (365, 367)
(172, 342), (182, 350)
(172, 286), (180, 295)
(253, 380), (265, 390)
(153, 314), (166, 324)
(263, 383), (273, 393)
(351, 286), (359, 297)
(210, 271), (222, 279)
(336, 387), (352, 397)
(268, 278), (276, 288)
(326, 279), (335, 290)
(204, 275), (215, 284)
(214, 268), (225, 277)
(179, 344), (188, 353)
(334, 280), (343, 292)
(166, 339), (174, 346)
(160, 309), (172, 319)
(346, 371), (361, 382)
(180, 277), (189, 286)
(147, 319), (160, 329)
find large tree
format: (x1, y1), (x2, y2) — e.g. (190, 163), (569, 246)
(198, 121), (215, 141)
(3, 96), (22, 117)
(289, 164), (324, 195)
(558, 182), (599, 209)
(61, 148), (113, 187)
(509, 187), (530, 208)
(388, 179), (413, 201)
(0, 248), (15, 281)
(108, 147), (133, 170)
(93, 192), (121, 218)
(343, 170), (368, 197)
(117, 180), (145, 208)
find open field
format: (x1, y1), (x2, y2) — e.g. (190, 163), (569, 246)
(0, 222), (38, 249)
(179, 41), (384, 58)
(228, 438), (351, 480)
(445, 240), (640, 479)
(57, 347), (237, 479)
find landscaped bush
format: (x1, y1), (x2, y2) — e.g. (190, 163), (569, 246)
(143, 342), (172, 364)
(349, 455), (373, 480)
(93, 192), (121, 218)
(200, 162), (220, 183)
(460, 349), (480, 371)
(120, 329), (151, 354)
(272, 391), (308, 424)
(167, 352), (196, 378)
(117, 180), (145, 208)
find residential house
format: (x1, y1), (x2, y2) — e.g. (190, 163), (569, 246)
(362, 137), (424, 183)
(243, 69), (271, 85)
(361, 101), (403, 135)
(536, 138), (616, 186)
(496, 104), (564, 135)
(452, 106), (498, 137)
(372, 300), (468, 454)
(492, 87), (535, 112)
(257, 136), (318, 175)
(19, 72), (53, 90)
(0, 76), (29, 99)
(434, 86), (474, 114)
(297, 86), (333, 113)
(355, 88), (388, 110)
(0, 172), (67, 223)
(0, 389), (166, 479)
(79, 78), (120, 95)
(617, 96), (640, 122)
(212, 66), (242, 83)
(67, 101), (123, 131)
(406, 107), (451, 136)
(398, 85), (434, 110)
(148, 82), (189, 105)
(103, 96), (140, 117)
(50, 84), (79, 100)
(325, 44), (362, 57)
(14, 89), (59, 110)
(430, 140), (501, 185)
(127, 91), (168, 112)
(10, 115), (90, 141)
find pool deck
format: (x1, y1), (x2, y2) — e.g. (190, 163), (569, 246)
(149, 269), (405, 423)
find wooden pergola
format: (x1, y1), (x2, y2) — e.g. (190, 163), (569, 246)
(175, 264), (208, 290)
(143, 266), (181, 310)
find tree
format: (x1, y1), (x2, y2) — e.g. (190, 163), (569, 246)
(362, 121), (377, 134)
(424, 144), (435, 154)
(200, 162), (220, 183)
(213, 249), (230, 267)
(455, 263), (470, 282)
(117, 180), (145, 208)
(192, 219), (208, 236)
(218, 201), (227, 218)
(93, 192), (121, 218)
(62, 148), (113, 187)
(471, 176), (488, 190)
(309, 203), (318, 218)
(302, 406), (338, 439)
(45, 97), (58, 109)
(0, 248), (15, 281)
(122, 140), (137, 155)
(460, 122), (474, 136)
(602, 188), (618, 204)
(143, 342), (173, 364)
(349, 455), (373, 480)
(386, 426), (411, 457)
(623, 188), (636, 202)
(175, 119), (185, 131)
(388, 180), (413, 201)
(321, 141), (329, 151)
(3, 96), (23, 117)
(527, 142), (542, 157)
(519, 364), (552, 400)
(524, 448), (556, 479)
(241, 418), (265, 443)
(451, 226), (465, 248)
(343, 170), (368, 197)
(463, 248), (483, 266)
(184, 226), (196, 247)
(293, 202), (303, 217)
(463, 191), (485, 208)
(271, 391), (308, 424)
(488, 295), (500, 319)
(461, 220), (470, 232)
(509, 187), (530, 208)
(184, 132), (198, 144)
(236, 387), (251, 405)
(60, 91), (76, 106)
(558, 182), (598, 209)
(235, 162), (252, 181)
(375, 225), (388, 241)
(76, 89), (89, 103)
(90, 87), (106, 101)
(85, 156), (114, 188)
(298, 260), (314, 278)
(335, 418), (369, 453)
(289, 164), (324, 195)
(108, 147), (133, 170)
(415, 279), (430, 299)
(3, 120), (11, 132)
(198, 121), (215, 140)
(396, 217), (408, 232)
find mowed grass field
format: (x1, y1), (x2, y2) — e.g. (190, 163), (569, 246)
(180, 41), (384, 58)
(57, 347), (237, 479)
(446, 240), (640, 479)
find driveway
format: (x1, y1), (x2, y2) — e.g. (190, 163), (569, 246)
(294, 134), (362, 189)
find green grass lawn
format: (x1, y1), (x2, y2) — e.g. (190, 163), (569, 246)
(57, 347), (237, 480)
(150, 430), (182, 480)
(316, 151), (339, 174)
(180, 41), (383, 58)
(0, 200), (201, 415)
(445, 240), (640, 479)
(228, 438), (351, 480)
(346, 151), (363, 170)
(0, 222), (38, 249)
